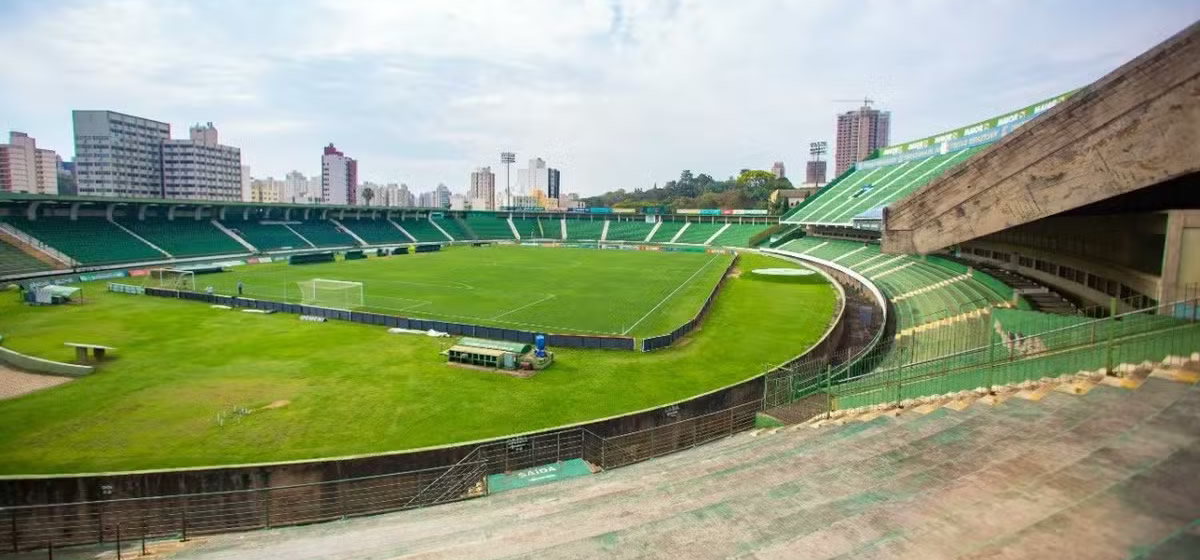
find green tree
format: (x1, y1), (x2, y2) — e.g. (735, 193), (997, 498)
(360, 187), (375, 207)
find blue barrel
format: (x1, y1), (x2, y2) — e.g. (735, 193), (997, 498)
(535, 334), (547, 357)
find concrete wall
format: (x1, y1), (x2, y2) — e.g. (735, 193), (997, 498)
(1162, 209), (1200, 303)
(884, 22), (1200, 254)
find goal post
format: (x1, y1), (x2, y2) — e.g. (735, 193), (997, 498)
(145, 268), (196, 291)
(297, 279), (364, 310)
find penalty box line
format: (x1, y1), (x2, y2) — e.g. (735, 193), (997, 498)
(621, 253), (721, 335)
(491, 293), (557, 320)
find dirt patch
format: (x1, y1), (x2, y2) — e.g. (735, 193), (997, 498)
(0, 364), (73, 400)
(728, 267), (743, 278)
(259, 399), (291, 410)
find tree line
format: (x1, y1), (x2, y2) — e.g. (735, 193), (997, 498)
(583, 169), (794, 214)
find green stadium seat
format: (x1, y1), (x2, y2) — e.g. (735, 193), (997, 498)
(339, 218), (412, 244)
(4, 216), (163, 265)
(648, 221), (686, 243)
(462, 215), (515, 240)
(564, 218), (605, 240)
(510, 217), (548, 239)
(117, 216), (245, 257)
(431, 217), (473, 241)
(604, 219), (655, 242)
(784, 146), (986, 226)
(395, 218), (449, 242)
(220, 218), (310, 251)
(673, 223), (724, 244)
(708, 224), (769, 248)
(289, 220), (359, 247)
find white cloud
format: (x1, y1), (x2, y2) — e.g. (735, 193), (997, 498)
(0, 0), (1196, 195)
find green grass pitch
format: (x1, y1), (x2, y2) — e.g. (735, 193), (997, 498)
(205, 245), (732, 337)
(0, 248), (837, 474)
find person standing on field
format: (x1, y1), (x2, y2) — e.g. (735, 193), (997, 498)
(237, 281), (244, 297)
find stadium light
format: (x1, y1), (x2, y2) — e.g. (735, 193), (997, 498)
(809, 141), (827, 161)
(501, 152), (516, 209)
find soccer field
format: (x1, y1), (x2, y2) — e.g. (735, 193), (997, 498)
(197, 245), (733, 337)
(0, 251), (836, 474)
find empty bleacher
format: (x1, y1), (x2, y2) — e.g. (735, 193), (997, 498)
(462, 215), (514, 240)
(395, 218), (448, 243)
(564, 218), (605, 240)
(428, 216), (471, 241)
(783, 146), (985, 226)
(673, 222), (724, 244)
(604, 219), (654, 242)
(289, 220), (358, 247)
(4, 216), (163, 265)
(220, 218), (310, 251)
(648, 220), (687, 243)
(117, 216), (245, 257)
(509, 217), (545, 239)
(0, 237), (51, 276)
(339, 218), (412, 244)
(708, 223), (767, 248)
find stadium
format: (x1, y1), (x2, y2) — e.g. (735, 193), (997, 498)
(0, 20), (1198, 560)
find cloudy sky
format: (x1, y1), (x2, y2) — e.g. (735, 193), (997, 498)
(0, 1), (1196, 195)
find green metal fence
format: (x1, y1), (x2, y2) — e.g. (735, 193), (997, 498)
(763, 293), (1200, 420)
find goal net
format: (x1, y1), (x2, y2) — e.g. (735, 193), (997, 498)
(145, 268), (196, 291)
(298, 279), (364, 310)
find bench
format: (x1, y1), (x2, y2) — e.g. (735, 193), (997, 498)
(64, 343), (116, 364)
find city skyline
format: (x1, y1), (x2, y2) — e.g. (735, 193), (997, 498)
(1, 1), (1197, 196)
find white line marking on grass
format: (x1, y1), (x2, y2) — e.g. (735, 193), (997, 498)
(491, 294), (557, 320)
(621, 254), (722, 335)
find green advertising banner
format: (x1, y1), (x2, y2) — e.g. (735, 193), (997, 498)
(878, 90), (1077, 157)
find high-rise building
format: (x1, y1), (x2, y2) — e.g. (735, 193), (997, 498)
(240, 165), (252, 202)
(771, 161), (786, 179)
(321, 143), (356, 205)
(806, 160), (827, 185)
(470, 166), (496, 210)
(161, 122), (242, 200)
(435, 184), (451, 208)
(547, 168), (560, 200)
(397, 184), (415, 207)
(0, 131), (57, 194)
(250, 177), (285, 203)
(73, 110), (171, 197)
(834, 104), (890, 175)
(57, 156), (76, 195)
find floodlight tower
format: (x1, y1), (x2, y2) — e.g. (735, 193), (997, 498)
(809, 141), (828, 187)
(501, 152), (516, 209)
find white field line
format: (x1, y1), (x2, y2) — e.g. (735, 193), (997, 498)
(491, 294), (557, 320)
(621, 253), (721, 335)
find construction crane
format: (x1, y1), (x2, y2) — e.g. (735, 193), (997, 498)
(833, 97), (875, 107)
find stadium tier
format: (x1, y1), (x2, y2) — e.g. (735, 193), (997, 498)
(338, 218), (411, 244)
(509, 217), (547, 239)
(4, 216), (163, 265)
(462, 215), (515, 240)
(673, 222), (724, 244)
(604, 219), (654, 242)
(220, 218), (310, 251)
(783, 146), (986, 226)
(709, 223), (767, 248)
(116, 216), (245, 257)
(289, 220), (359, 247)
(0, 237), (51, 276)
(648, 220), (687, 243)
(564, 218), (605, 240)
(431, 216), (473, 241)
(394, 218), (448, 242)
(779, 237), (1006, 329)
